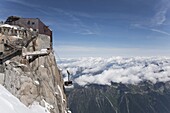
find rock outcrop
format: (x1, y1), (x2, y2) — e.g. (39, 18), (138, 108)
(0, 22), (68, 113)
(0, 52), (67, 113)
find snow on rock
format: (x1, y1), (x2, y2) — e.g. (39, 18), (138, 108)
(29, 102), (50, 113)
(0, 24), (19, 29)
(40, 65), (45, 67)
(0, 84), (48, 113)
(41, 49), (48, 52)
(34, 80), (40, 85)
(65, 110), (72, 113)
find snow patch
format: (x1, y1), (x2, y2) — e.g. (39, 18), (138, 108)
(40, 65), (44, 68)
(65, 110), (72, 113)
(0, 24), (19, 29)
(34, 80), (40, 85)
(0, 84), (48, 113)
(29, 102), (50, 113)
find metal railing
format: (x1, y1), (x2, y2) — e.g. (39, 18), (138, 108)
(0, 25), (39, 64)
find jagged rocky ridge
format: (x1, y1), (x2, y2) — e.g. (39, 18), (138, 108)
(68, 81), (170, 113)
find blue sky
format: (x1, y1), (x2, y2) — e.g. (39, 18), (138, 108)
(1, 0), (170, 57)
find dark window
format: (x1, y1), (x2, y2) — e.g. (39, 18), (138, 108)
(44, 26), (48, 33)
(32, 22), (35, 25)
(27, 21), (30, 25)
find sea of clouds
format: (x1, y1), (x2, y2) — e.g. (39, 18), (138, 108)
(57, 57), (170, 86)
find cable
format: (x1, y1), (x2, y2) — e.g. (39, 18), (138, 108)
(54, 49), (62, 63)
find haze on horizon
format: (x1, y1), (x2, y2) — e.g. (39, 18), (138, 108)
(1, 0), (170, 58)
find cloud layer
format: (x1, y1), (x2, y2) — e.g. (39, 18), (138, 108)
(57, 57), (170, 86)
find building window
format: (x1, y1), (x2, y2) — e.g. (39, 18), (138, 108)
(32, 22), (35, 25)
(27, 21), (30, 25)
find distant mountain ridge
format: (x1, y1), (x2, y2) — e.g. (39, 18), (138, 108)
(68, 81), (170, 113)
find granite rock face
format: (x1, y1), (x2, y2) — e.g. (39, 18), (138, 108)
(0, 22), (69, 113)
(1, 53), (67, 113)
(0, 28), (68, 113)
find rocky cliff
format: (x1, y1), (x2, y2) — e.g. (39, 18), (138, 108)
(0, 24), (68, 113)
(1, 53), (67, 113)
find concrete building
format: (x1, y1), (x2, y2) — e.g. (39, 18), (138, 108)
(5, 16), (52, 49)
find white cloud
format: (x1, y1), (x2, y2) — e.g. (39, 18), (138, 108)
(151, 29), (170, 36)
(58, 57), (170, 86)
(132, 24), (170, 36)
(132, 0), (170, 34)
(50, 8), (97, 35)
(5, 0), (41, 8)
(152, 0), (170, 25)
(5, 0), (40, 8)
